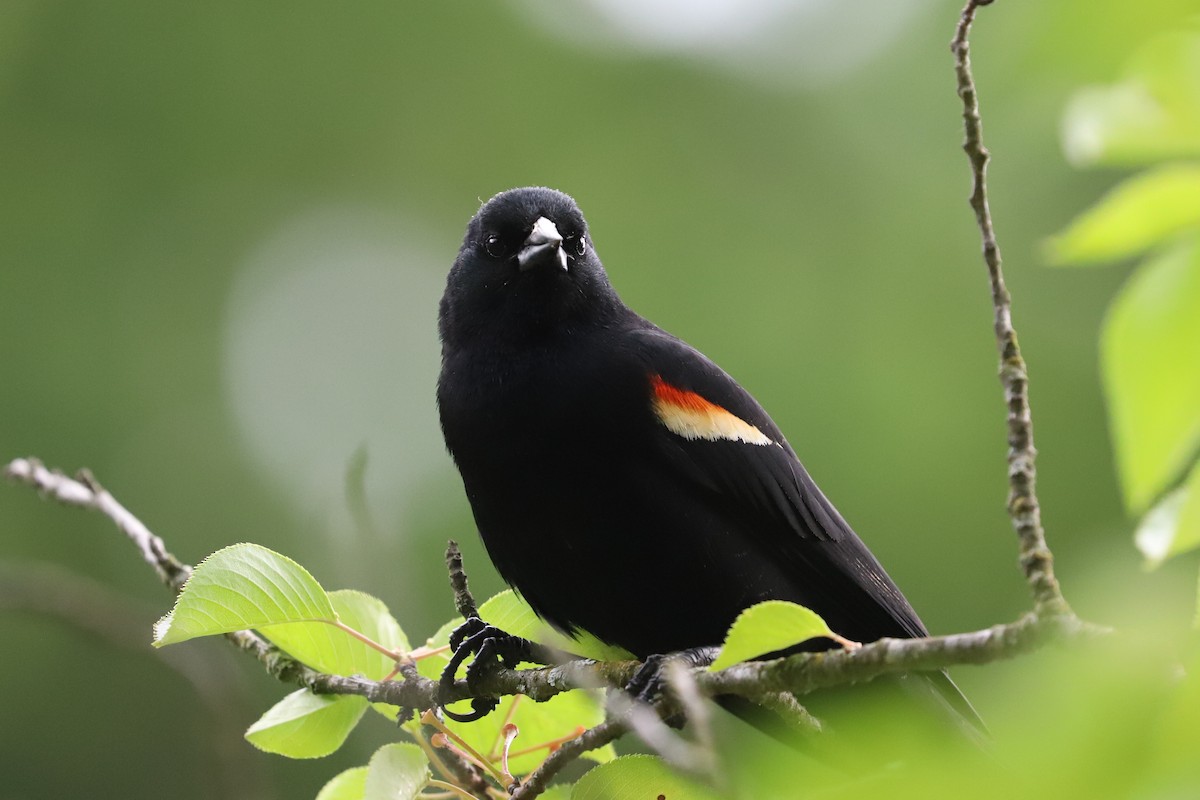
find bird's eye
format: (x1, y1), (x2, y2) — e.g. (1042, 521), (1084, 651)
(570, 235), (588, 257)
(483, 234), (505, 258)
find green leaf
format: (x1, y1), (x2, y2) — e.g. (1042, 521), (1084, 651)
(414, 617), (462, 683)
(1134, 489), (1189, 568)
(1147, 648), (1200, 780)
(315, 766), (368, 800)
(1048, 164), (1200, 265)
(709, 600), (836, 672)
(363, 743), (430, 800)
(1062, 27), (1200, 166)
(478, 590), (634, 663)
(262, 589), (408, 678)
(1102, 237), (1200, 511)
(154, 543), (335, 646)
(245, 690), (367, 759)
(1136, 461), (1200, 568)
(571, 755), (723, 800)
(315, 767), (368, 800)
(1178, 466), (1200, 561)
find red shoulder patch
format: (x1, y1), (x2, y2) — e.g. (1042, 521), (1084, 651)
(649, 375), (773, 446)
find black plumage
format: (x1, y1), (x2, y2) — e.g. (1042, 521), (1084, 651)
(437, 186), (979, 734)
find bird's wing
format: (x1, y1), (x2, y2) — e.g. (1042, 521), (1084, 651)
(627, 325), (928, 641)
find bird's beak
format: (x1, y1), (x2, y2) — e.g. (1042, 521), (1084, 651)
(517, 216), (568, 272)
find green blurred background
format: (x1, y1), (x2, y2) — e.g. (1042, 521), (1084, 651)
(2, 1), (1196, 797)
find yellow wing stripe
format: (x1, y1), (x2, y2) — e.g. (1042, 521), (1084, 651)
(650, 375), (773, 446)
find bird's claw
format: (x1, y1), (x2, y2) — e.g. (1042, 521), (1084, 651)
(438, 617), (534, 723)
(619, 646), (718, 725)
(625, 653), (671, 704)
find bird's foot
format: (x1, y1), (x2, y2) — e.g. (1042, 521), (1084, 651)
(438, 617), (540, 723)
(621, 646), (718, 726)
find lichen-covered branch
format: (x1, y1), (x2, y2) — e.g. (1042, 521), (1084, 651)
(445, 540), (481, 620)
(6, 457), (191, 591)
(3, 455), (1102, 734)
(1, 449), (1108, 717)
(950, 1), (1068, 615)
(510, 715), (629, 800)
(705, 613), (1103, 701)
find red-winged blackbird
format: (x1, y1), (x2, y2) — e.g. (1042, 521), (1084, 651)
(437, 186), (980, 734)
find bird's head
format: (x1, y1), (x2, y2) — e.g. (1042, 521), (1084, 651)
(440, 187), (622, 348)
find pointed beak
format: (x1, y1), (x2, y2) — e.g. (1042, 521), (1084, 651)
(517, 216), (568, 272)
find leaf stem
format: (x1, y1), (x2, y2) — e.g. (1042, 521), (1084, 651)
(426, 779), (486, 800)
(505, 727), (586, 760)
(487, 694), (523, 760)
(411, 644), (453, 661)
(330, 619), (405, 661)
(422, 709), (512, 788)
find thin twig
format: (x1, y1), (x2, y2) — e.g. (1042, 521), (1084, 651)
(753, 691), (823, 736)
(422, 709), (513, 789)
(445, 540), (480, 620)
(510, 716), (629, 800)
(5, 458), (191, 591)
(420, 726), (495, 797)
(426, 778), (486, 800)
(706, 612), (1104, 700)
(950, 1), (1068, 616)
(665, 660), (719, 781)
(608, 687), (717, 786)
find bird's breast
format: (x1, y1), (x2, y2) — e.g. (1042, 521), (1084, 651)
(440, 337), (650, 459)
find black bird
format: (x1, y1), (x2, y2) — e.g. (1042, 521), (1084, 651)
(437, 186), (980, 737)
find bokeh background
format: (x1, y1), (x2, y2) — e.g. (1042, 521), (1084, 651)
(2, 1), (1196, 797)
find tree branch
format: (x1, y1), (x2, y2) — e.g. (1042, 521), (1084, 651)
(704, 613), (1102, 701)
(510, 715), (629, 800)
(5, 457), (191, 592)
(445, 539), (481, 620)
(4, 451), (1103, 800)
(2, 449), (1107, 712)
(951, 0), (1068, 616)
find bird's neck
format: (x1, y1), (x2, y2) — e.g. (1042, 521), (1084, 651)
(445, 287), (630, 355)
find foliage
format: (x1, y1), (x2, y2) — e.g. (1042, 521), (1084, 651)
(146, 535), (1200, 798)
(155, 543), (838, 797)
(707, 600), (840, 671)
(1050, 23), (1200, 615)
